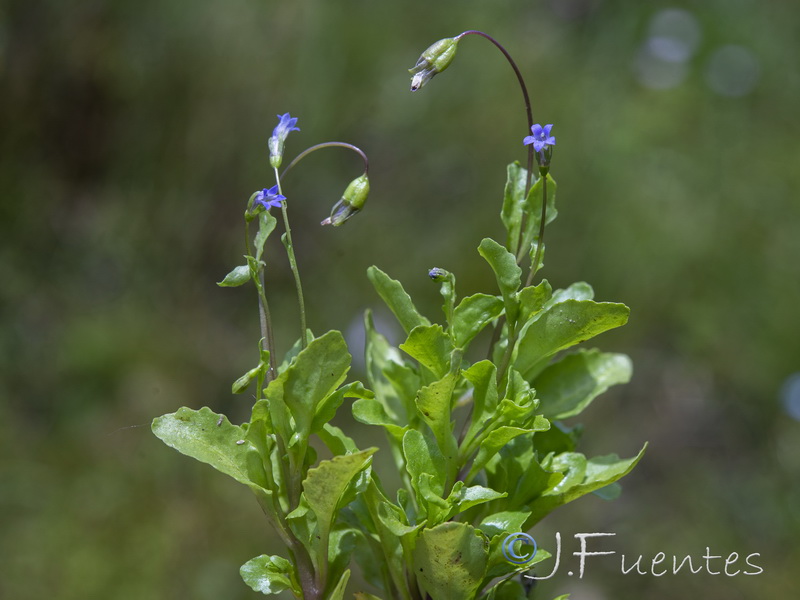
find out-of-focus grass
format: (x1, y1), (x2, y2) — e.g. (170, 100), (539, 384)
(1, 1), (798, 598)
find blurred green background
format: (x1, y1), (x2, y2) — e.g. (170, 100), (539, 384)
(1, 0), (798, 598)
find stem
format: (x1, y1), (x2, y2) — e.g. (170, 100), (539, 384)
(245, 217), (277, 383)
(525, 173), (547, 287)
(273, 167), (308, 350)
(281, 141), (369, 179)
(456, 30), (535, 252)
(256, 276), (278, 382)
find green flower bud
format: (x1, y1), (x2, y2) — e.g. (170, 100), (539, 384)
(428, 267), (450, 282)
(321, 173), (369, 226)
(409, 37), (459, 91)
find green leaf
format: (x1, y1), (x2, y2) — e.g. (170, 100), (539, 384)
(452, 294), (504, 349)
(363, 311), (420, 435)
(311, 380), (373, 434)
(232, 366), (262, 394)
(477, 510), (532, 538)
(467, 426), (535, 482)
(303, 450), (377, 567)
(519, 173), (557, 254)
(400, 324), (453, 379)
(152, 407), (268, 494)
(326, 569), (351, 600)
(514, 300), (630, 380)
(526, 444), (647, 526)
(352, 397), (407, 442)
(415, 373), (459, 474)
(367, 266), (430, 334)
(462, 360), (499, 446)
(534, 349), (633, 420)
(403, 428), (446, 510)
(500, 161), (529, 255)
(254, 211), (278, 262)
(217, 264), (250, 287)
(478, 238), (522, 326)
(517, 280), (552, 323)
(240, 554), (299, 596)
(317, 423), (359, 456)
(412, 522), (488, 600)
(278, 329), (315, 374)
(264, 330), (351, 444)
(447, 484), (506, 516)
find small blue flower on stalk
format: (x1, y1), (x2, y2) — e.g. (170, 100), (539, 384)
(268, 113), (300, 168)
(253, 185), (286, 211)
(523, 124), (556, 152)
(524, 123), (556, 173)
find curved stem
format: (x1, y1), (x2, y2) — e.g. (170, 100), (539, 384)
(281, 141), (369, 179)
(273, 167), (308, 350)
(456, 30), (535, 220)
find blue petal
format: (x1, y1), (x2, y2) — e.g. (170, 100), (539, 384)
(531, 124), (543, 138)
(543, 124), (554, 137)
(533, 140), (545, 152)
(523, 135), (536, 146)
(546, 136), (556, 146)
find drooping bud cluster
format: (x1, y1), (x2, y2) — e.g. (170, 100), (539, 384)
(408, 37), (459, 91)
(321, 173), (370, 226)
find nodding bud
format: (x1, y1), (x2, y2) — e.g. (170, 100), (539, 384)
(428, 267), (451, 282)
(321, 173), (369, 226)
(409, 37), (459, 91)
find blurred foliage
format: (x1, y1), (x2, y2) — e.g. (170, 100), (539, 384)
(1, 0), (798, 598)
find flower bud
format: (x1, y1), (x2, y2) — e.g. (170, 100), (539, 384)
(428, 267), (450, 282)
(409, 37), (459, 91)
(321, 173), (369, 226)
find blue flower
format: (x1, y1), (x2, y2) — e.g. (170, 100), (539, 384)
(254, 185), (286, 211)
(273, 113), (300, 140)
(268, 113), (300, 168)
(523, 124), (556, 152)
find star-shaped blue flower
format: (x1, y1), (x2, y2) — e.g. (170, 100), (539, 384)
(254, 185), (286, 211)
(273, 113), (300, 140)
(268, 113), (300, 168)
(523, 124), (556, 152)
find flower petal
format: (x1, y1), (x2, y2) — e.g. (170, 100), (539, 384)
(522, 135), (536, 146)
(531, 124), (543, 138)
(543, 124), (554, 137)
